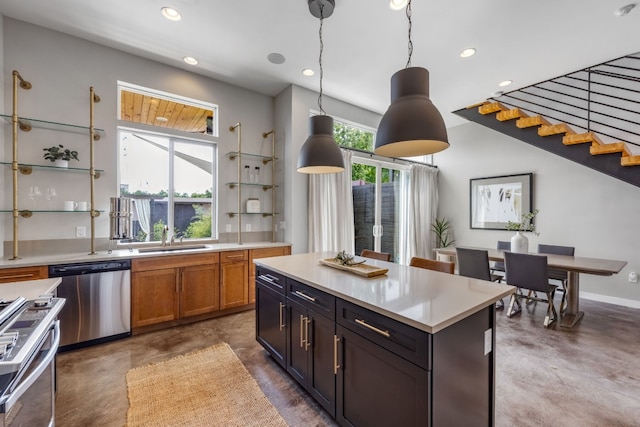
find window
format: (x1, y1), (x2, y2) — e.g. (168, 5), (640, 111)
(119, 129), (217, 242)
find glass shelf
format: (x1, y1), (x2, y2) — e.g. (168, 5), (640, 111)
(0, 114), (106, 139)
(226, 212), (279, 218)
(226, 151), (277, 164)
(0, 162), (104, 178)
(0, 209), (103, 218)
(226, 182), (277, 190)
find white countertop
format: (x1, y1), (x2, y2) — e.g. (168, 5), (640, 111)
(0, 278), (61, 301)
(255, 252), (515, 334)
(0, 241), (291, 269)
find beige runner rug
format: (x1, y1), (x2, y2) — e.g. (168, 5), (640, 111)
(126, 342), (287, 427)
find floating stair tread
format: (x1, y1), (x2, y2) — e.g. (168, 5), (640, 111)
(497, 108), (528, 122)
(590, 142), (625, 155)
(478, 102), (506, 115)
(539, 123), (575, 137)
(563, 132), (604, 146)
(621, 155), (640, 166)
(466, 101), (488, 109)
(516, 116), (550, 128)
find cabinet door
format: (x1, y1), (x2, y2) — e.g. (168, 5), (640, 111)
(180, 264), (219, 318)
(255, 282), (287, 368)
(308, 309), (337, 417)
(132, 268), (179, 328)
(220, 261), (248, 309)
(336, 325), (430, 427)
(287, 299), (308, 386)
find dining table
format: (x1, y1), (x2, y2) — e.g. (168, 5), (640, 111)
(435, 246), (628, 328)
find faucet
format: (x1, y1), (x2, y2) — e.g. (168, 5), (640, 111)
(161, 226), (168, 246)
(170, 233), (175, 246)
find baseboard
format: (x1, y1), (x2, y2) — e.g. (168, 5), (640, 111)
(580, 292), (640, 309)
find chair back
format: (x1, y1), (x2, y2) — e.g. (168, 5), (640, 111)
(456, 247), (491, 281)
(360, 249), (391, 262)
(493, 241), (510, 270)
(537, 244), (574, 280)
(504, 252), (550, 293)
(410, 257), (455, 274)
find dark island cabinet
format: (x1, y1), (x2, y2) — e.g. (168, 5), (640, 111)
(254, 265), (496, 427)
(255, 268), (287, 368)
(286, 281), (337, 417)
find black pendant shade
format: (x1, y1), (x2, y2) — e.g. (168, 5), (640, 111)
(297, 115), (345, 174)
(375, 67), (449, 157)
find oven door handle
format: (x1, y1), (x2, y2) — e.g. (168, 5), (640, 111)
(4, 320), (60, 409)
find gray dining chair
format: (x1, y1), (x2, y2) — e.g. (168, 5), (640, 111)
(504, 251), (558, 328)
(456, 247), (505, 308)
(360, 249), (391, 262)
(537, 244), (575, 312)
(490, 241), (510, 280)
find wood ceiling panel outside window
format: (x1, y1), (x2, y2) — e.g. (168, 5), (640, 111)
(120, 90), (214, 134)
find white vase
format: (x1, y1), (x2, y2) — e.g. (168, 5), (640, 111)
(54, 159), (69, 168)
(510, 231), (529, 253)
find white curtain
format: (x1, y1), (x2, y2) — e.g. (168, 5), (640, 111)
(308, 149), (355, 254)
(404, 164), (438, 261)
(133, 198), (151, 241)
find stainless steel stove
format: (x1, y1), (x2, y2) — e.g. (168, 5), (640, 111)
(0, 295), (65, 427)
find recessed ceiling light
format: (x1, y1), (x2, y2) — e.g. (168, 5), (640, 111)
(183, 56), (198, 65)
(161, 7), (181, 21)
(614, 3), (636, 16)
(267, 53), (286, 64)
(498, 80), (513, 87)
(460, 48), (476, 58)
(155, 116), (169, 122)
(389, 0), (408, 10)
(302, 68), (315, 77)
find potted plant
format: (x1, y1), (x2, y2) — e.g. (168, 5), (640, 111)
(506, 209), (540, 253)
(43, 144), (79, 168)
(432, 217), (455, 249)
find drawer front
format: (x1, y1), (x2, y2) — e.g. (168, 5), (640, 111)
(287, 279), (335, 320)
(255, 266), (286, 294)
(0, 266), (48, 283)
(132, 252), (219, 272)
(220, 250), (248, 263)
(337, 299), (431, 370)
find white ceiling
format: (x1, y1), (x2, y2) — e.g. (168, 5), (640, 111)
(1, 0), (639, 128)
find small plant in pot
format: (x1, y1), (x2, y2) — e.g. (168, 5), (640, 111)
(43, 144), (79, 168)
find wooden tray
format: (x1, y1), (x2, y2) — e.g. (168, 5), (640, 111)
(319, 258), (388, 277)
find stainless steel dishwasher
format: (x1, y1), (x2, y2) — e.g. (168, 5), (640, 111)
(49, 259), (131, 351)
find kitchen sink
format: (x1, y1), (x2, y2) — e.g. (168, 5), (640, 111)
(137, 244), (208, 253)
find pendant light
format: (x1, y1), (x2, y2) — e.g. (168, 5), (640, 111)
(374, 0), (449, 157)
(297, 0), (345, 174)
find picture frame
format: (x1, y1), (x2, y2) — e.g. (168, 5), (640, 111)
(470, 173), (533, 230)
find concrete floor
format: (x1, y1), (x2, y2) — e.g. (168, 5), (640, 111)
(55, 297), (640, 426)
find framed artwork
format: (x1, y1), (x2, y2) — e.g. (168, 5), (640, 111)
(470, 173), (533, 230)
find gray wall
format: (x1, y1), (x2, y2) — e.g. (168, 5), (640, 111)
(1, 17), (274, 253)
(435, 122), (640, 306)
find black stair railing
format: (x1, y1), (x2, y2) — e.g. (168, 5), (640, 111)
(489, 52), (640, 149)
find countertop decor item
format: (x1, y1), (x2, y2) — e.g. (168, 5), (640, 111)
(319, 257), (388, 277)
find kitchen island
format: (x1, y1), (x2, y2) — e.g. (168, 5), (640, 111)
(255, 252), (515, 427)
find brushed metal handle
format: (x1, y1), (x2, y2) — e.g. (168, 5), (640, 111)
(258, 274), (274, 283)
(355, 318), (391, 338)
(333, 335), (340, 375)
(304, 317), (311, 351)
(279, 302), (285, 331)
(294, 290), (316, 302)
(299, 315), (305, 348)
(225, 254), (244, 259)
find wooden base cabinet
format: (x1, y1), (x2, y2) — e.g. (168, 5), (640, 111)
(0, 265), (48, 283)
(132, 253), (219, 329)
(220, 250), (248, 310)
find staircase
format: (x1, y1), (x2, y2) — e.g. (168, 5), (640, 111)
(453, 52), (640, 188)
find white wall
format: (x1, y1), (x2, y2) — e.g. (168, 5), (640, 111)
(275, 84), (381, 254)
(2, 18), (274, 245)
(435, 122), (640, 304)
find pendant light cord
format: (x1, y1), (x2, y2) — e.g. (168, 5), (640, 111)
(405, 0), (413, 68)
(318, 5), (325, 114)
